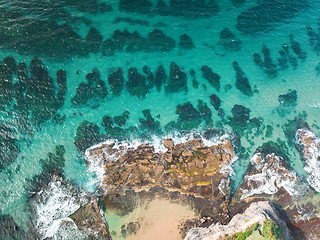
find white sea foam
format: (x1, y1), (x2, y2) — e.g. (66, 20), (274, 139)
(296, 128), (320, 192)
(32, 175), (88, 239)
(241, 153), (299, 199)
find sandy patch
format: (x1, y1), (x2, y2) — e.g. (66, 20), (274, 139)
(106, 198), (198, 240)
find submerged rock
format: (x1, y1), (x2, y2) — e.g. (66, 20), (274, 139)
(232, 62), (253, 96)
(278, 90), (297, 107)
(176, 102), (202, 130)
(0, 10), (90, 59)
(139, 109), (161, 134)
(143, 65), (154, 89)
(262, 45), (278, 78)
(218, 28), (241, 51)
(102, 28), (175, 55)
(148, 29), (176, 52)
(197, 100), (213, 127)
(290, 34), (307, 60)
(114, 111), (129, 127)
(56, 69), (67, 109)
(201, 65), (220, 92)
(108, 68), (124, 96)
(3, 56), (17, 75)
(72, 69), (108, 106)
(166, 62), (188, 93)
(126, 68), (149, 98)
(85, 27), (103, 54)
(74, 121), (105, 153)
(253, 53), (263, 68)
(119, 0), (153, 14)
(179, 34), (195, 49)
(27, 57), (58, 125)
(231, 104), (250, 127)
(209, 94), (221, 110)
(40, 145), (66, 173)
(236, 0), (307, 34)
(155, 65), (167, 92)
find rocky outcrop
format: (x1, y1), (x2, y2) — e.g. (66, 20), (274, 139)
(86, 137), (237, 237)
(234, 151), (300, 201)
(185, 201), (290, 240)
(291, 217), (320, 240)
(86, 138), (236, 200)
(84, 134), (320, 239)
(28, 171), (111, 240)
(295, 128), (320, 192)
(70, 199), (111, 240)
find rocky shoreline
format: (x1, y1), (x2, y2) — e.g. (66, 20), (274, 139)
(7, 127), (320, 240)
(82, 126), (320, 239)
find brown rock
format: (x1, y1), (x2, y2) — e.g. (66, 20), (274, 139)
(70, 199), (111, 240)
(163, 138), (174, 149)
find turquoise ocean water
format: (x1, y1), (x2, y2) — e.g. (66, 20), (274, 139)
(0, 0), (320, 237)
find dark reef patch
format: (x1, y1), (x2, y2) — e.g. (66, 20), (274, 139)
(148, 29), (176, 52)
(119, 0), (153, 14)
(40, 145), (66, 173)
(72, 69), (107, 106)
(197, 100), (213, 127)
(101, 29), (175, 55)
(74, 121), (105, 153)
(201, 65), (220, 92)
(114, 111), (130, 127)
(261, 45), (278, 78)
(85, 27), (103, 54)
(232, 62), (253, 96)
(282, 113), (308, 146)
(126, 68), (150, 98)
(120, 0), (219, 18)
(278, 90), (297, 108)
(155, 65), (167, 92)
(209, 94), (221, 111)
(236, 0), (308, 34)
(176, 102), (202, 130)
(0, 9), (96, 59)
(27, 57), (63, 125)
(108, 68), (124, 96)
(166, 62), (188, 93)
(139, 109), (161, 134)
(179, 34), (195, 49)
(218, 28), (241, 51)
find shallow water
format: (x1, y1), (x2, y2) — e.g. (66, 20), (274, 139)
(0, 0), (320, 237)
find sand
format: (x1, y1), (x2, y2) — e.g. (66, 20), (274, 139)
(107, 198), (198, 240)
